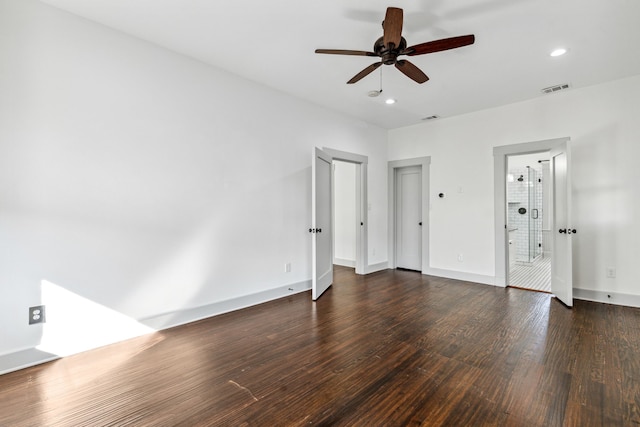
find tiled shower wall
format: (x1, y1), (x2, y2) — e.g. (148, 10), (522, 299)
(507, 166), (543, 263)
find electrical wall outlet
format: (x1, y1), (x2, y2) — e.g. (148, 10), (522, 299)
(29, 305), (46, 325)
(285, 263), (291, 273)
(457, 253), (464, 262)
(606, 267), (616, 278)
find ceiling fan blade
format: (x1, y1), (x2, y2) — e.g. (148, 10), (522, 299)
(315, 49), (377, 57)
(347, 62), (382, 84)
(405, 34), (475, 56)
(382, 7), (403, 49)
(395, 60), (429, 84)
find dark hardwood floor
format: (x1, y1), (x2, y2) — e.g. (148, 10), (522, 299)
(1, 266), (639, 426)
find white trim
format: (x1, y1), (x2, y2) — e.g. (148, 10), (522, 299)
(141, 280), (311, 329)
(334, 258), (356, 268)
(0, 280), (311, 375)
(424, 268), (497, 287)
(573, 289), (640, 309)
(322, 148), (367, 164)
(4, 278), (639, 376)
(364, 262), (389, 274)
(388, 157), (431, 273)
(0, 348), (60, 376)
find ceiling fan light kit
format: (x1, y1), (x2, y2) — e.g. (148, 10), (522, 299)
(315, 7), (475, 85)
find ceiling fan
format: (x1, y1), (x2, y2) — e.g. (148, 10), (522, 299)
(315, 7), (475, 84)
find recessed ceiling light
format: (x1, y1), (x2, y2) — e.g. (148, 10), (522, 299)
(385, 98), (396, 105)
(550, 48), (567, 57)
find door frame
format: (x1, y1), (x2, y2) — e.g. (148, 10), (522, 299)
(493, 137), (570, 287)
(322, 148), (368, 275)
(388, 157), (431, 272)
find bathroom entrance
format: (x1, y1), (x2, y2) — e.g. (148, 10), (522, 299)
(494, 137), (573, 306)
(507, 153), (551, 292)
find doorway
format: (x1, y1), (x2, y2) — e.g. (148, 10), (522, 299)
(333, 160), (357, 269)
(506, 153), (550, 292)
(322, 148), (368, 275)
(395, 166), (422, 271)
(493, 137), (574, 307)
(388, 157), (430, 272)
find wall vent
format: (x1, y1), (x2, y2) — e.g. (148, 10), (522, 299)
(541, 83), (570, 94)
(421, 115), (439, 121)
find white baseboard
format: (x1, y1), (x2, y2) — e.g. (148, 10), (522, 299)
(140, 280), (312, 330)
(0, 348), (60, 376)
(365, 261), (389, 274)
(7, 278), (636, 376)
(426, 272), (640, 308)
(0, 280), (311, 376)
(334, 258), (356, 268)
(423, 267), (497, 287)
(573, 288), (640, 308)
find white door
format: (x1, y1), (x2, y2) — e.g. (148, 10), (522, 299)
(312, 147), (333, 300)
(396, 166), (422, 270)
(550, 144), (573, 307)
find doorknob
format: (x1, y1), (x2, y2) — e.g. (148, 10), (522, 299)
(419, 222), (422, 226)
(568, 229), (577, 234)
(559, 228), (567, 234)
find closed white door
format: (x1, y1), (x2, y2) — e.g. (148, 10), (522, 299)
(550, 144), (573, 307)
(312, 147), (333, 300)
(395, 166), (422, 271)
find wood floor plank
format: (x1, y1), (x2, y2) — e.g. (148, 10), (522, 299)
(1, 266), (639, 426)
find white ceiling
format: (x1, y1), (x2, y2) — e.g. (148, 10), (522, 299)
(40, 0), (640, 129)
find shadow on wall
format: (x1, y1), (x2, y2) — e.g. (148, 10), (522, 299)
(127, 166), (313, 330)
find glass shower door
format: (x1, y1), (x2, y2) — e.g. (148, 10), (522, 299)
(527, 167), (542, 262)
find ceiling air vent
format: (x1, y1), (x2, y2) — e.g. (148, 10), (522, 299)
(541, 83), (570, 94)
(422, 115), (440, 121)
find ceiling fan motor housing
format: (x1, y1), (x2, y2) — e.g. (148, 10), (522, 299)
(374, 36), (407, 65)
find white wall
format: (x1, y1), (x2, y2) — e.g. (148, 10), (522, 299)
(333, 161), (356, 266)
(389, 74), (640, 299)
(0, 0), (388, 357)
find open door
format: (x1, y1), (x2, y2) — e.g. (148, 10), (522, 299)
(550, 142), (573, 307)
(312, 147), (333, 300)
